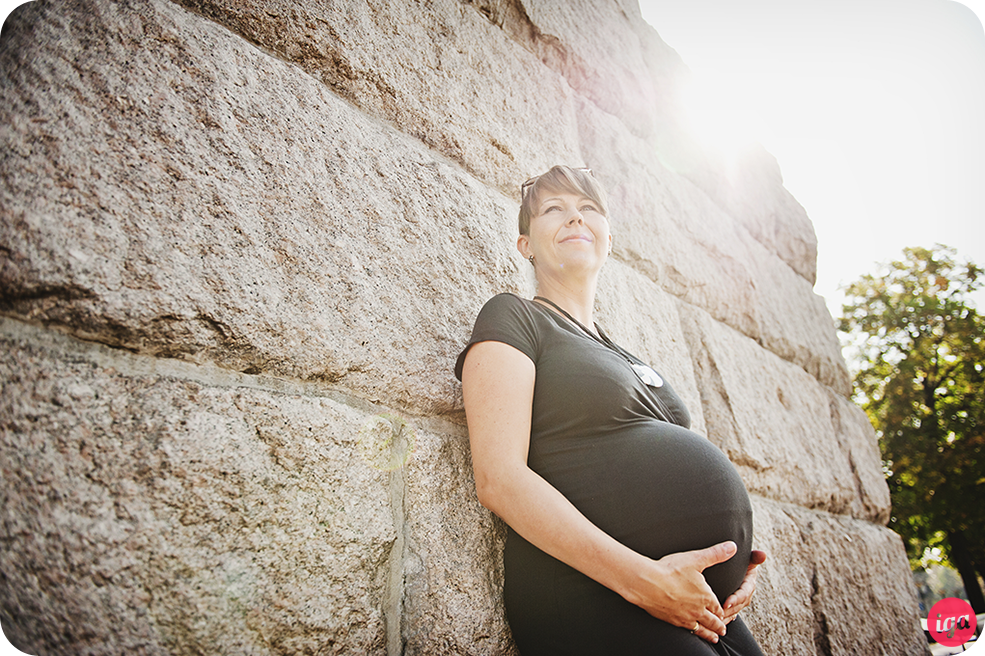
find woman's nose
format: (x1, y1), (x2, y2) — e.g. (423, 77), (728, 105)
(567, 210), (584, 224)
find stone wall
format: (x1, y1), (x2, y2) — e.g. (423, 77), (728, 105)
(0, 0), (929, 654)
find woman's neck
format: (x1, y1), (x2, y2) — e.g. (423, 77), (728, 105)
(533, 279), (597, 331)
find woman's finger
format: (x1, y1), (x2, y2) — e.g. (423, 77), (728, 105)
(692, 609), (727, 644)
(723, 549), (767, 619)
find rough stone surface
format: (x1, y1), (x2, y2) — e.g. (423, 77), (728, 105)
(0, 0), (525, 415)
(699, 145), (820, 286)
(0, 0), (925, 654)
(402, 426), (515, 656)
(742, 497), (929, 656)
(0, 320), (395, 655)
(170, 0), (585, 194)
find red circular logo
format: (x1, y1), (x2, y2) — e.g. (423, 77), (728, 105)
(928, 597), (977, 647)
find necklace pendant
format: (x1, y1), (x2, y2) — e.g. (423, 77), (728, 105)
(632, 363), (663, 388)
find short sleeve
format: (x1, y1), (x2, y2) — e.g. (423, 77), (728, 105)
(454, 293), (539, 380)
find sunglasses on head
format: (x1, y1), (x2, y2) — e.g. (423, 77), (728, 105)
(520, 167), (594, 199)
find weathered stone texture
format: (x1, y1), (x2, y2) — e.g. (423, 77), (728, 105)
(0, 0), (926, 654)
(0, 0), (526, 416)
(401, 426), (515, 655)
(169, 0), (584, 194)
(0, 320), (395, 655)
(680, 304), (890, 523)
(701, 145), (820, 286)
(743, 497), (929, 656)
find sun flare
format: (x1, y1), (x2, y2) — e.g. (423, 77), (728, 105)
(679, 74), (768, 165)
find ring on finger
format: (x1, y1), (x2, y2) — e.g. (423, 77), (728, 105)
(690, 622), (699, 634)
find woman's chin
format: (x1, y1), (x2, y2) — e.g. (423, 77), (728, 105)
(554, 254), (605, 273)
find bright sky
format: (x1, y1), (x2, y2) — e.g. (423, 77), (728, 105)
(637, 0), (985, 316)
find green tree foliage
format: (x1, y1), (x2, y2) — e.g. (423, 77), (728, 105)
(839, 245), (985, 612)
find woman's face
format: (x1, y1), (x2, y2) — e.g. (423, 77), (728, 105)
(517, 189), (611, 279)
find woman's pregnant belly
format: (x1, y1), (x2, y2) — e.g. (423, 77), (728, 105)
(530, 420), (753, 602)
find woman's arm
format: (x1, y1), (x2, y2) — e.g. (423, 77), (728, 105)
(462, 340), (733, 643)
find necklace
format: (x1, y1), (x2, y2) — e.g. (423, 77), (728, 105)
(532, 296), (663, 388)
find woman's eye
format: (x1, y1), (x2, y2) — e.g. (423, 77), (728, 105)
(581, 205), (599, 213)
(543, 205), (562, 213)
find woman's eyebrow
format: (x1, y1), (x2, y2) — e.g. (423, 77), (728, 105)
(540, 196), (594, 205)
(537, 196), (599, 214)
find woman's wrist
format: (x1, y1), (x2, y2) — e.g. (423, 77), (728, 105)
(611, 552), (667, 610)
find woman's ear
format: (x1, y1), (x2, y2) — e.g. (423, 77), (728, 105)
(516, 234), (531, 260)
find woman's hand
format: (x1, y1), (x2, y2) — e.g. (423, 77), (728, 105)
(626, 541), (738, 645)
(722, 550), (767, 624)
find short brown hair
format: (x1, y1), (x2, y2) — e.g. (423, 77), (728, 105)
(518, 166), (608, 235)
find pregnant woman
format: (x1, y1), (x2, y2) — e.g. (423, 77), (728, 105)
(455, 166), (766, 655)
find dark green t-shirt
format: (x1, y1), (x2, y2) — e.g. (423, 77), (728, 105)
(456, 293), (752, 602)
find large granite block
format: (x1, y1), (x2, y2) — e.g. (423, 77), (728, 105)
(169, 0), (584, 192)
(0, 0), (525, 417)
(693, 145), (819, 284)
(0, 319), (395, 654)
(744, 497), (928, 656)
(401, 422), (515, 655)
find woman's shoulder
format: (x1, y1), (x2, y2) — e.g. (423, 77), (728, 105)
(475, 292), (546, 323)
(471, 292), (544, 333)
(456, 293), (541, 380)
(477, 292), (533, 316)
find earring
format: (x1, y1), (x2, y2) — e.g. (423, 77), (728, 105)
(528, 255), (535, 264)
